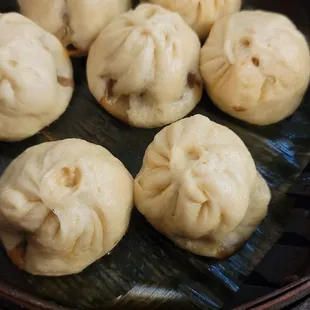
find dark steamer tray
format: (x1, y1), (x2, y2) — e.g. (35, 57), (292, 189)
(0, 0), (310, 309)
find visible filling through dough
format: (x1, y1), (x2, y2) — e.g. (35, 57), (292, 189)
(240, 37), (251, 47)
(100, 77), (130, 121)
(252, 56), (260, 67)
(58, 166), (82, 188)
(55, 2), (70, 46)
(97, 65), (202, 126)
(187, 73), (202, 89)
(53, 1), (86, 55)
(101, 72), (201, 104)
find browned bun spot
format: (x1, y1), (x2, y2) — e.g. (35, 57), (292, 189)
(233, 106), (247, 112)
(57, 76), (74, 87)
(66, 44), (87, 57)
(216, 245), (231, 259)
(7, 239), (27, 269)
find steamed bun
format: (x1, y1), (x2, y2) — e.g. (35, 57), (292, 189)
(87, 4), (202, 128)
(134, 115), (271, 258)
(0, 13), (73, 142)
(200, 11), (310, 125)
(141, 0), (241, 40)
(0, 139), (133, 276)
(18, 0), (132, 54)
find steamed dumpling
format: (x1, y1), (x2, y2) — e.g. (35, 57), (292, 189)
(18, 0), (132, 54)
(0, 13), (73, 142)
(0, 139), (133, 276)
(134, 115), (271, 258)
(200, 11), (310, 125)
(141, 0), (241, 40)
(87, 4), (202, 128)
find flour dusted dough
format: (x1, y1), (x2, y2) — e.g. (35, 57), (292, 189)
(0, 13), (73, 142)
(200, 11), (310, 125)
(134, 115), (271, 258)
(141, 0), (241, 40)
(0, 139), (133, 276)
(18, 0), (132, 54)
(87, 4), (202, 128)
